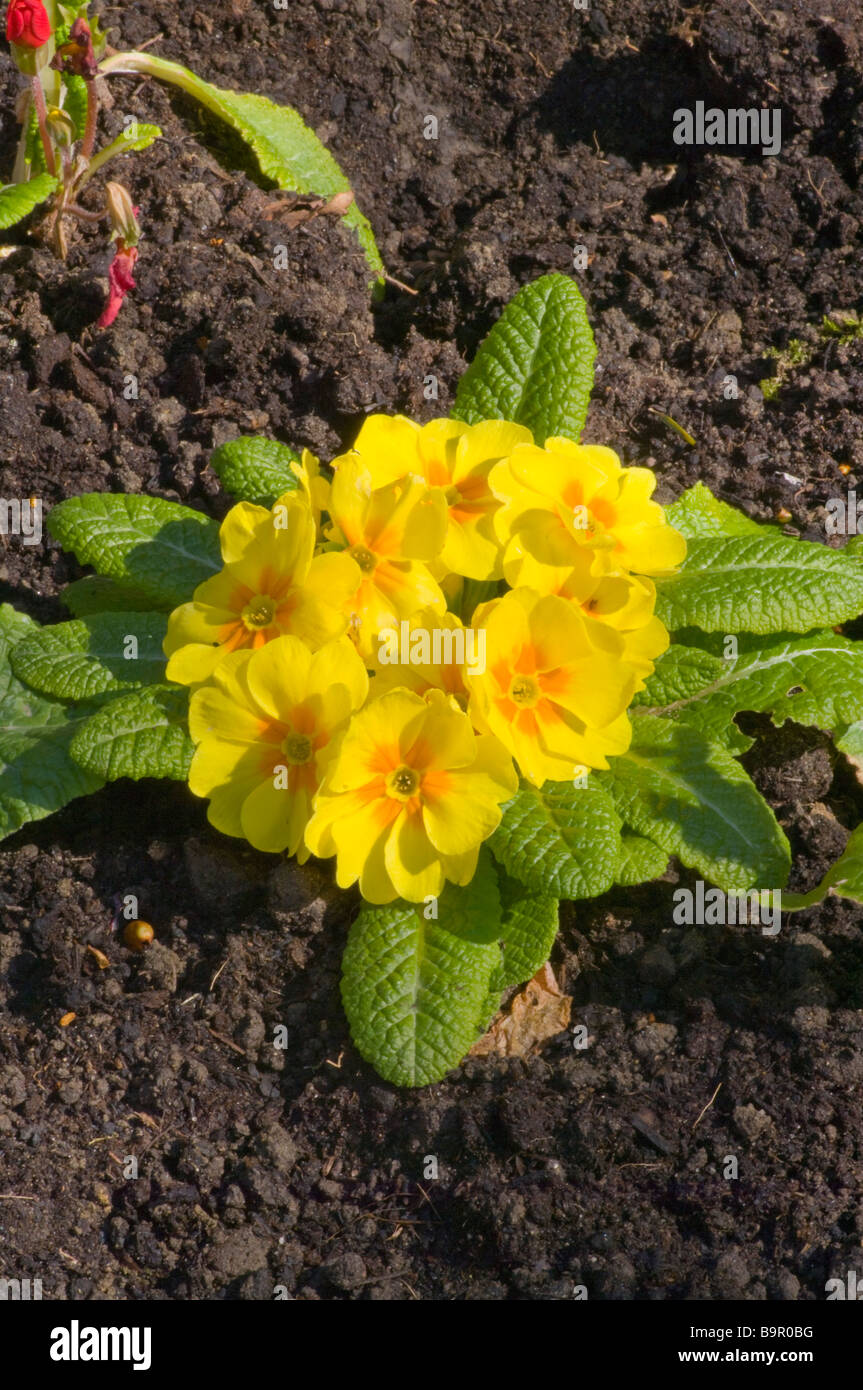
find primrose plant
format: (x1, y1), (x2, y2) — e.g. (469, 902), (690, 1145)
(1, 0), (382, 325)
(3, 273), (863, 1086)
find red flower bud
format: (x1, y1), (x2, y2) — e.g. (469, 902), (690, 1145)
(98, 244), (139, 329)
(6, 0), (52, 49)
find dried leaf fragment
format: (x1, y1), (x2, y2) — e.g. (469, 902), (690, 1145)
(471, 962), (571, 1058)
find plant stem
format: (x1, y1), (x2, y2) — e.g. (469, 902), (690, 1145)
(81, 82), (99, 160)
(30, 75), (57, 177)
(99, 50), (228, 116)
(66, 202), (108, 223)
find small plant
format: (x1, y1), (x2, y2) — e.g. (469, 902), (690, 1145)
(4, 273), (863, 1086)
(1, 0), (382, 324)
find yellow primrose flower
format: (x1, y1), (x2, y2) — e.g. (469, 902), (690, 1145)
(369, 607), (477, 705)
(293, 448), (330, 537)
(466, 588), (638, 784)
(489, 437), (687, 576)
(164, 493), (359, 685)
(188, 635), (368, 856)
(339, 414), (533, 580)
(326, 455), (448, 660)
(502, 545), (669, 682)
(304, 688), (518, 904)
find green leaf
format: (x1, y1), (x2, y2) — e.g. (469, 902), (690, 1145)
(100, 53), (383, 281)
(489, 777), (622, 900)
(11, 613), (168, 701)
(341, 900), (500, 1086)
(85, 124), (162, 179)
(602, 714), (790, 891)
(837, 720), (863, 761)
(70, 685), (193, 782)
(497, 871), (559, 988)
(62, 75), (90, 141)
(615, 832), (669, 887)
(637, 632), (863, 740)
(435, 848), (502, 944)
(0, 606), (103, 842)
(654, 535), (863, 634)
(62, 574), (165, 617)
(47, 493), (221, 608)
(210, 436), (301, 506)
(782, 825), (863, 910)
(665, 482), (773, 540)
(452, 273), (596, 444)
(0, 175), (59, 231)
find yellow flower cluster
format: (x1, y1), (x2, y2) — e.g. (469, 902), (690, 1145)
(167, 417), (685, 903)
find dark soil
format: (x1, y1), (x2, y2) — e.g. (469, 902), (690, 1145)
(2, 0), (863, 1301)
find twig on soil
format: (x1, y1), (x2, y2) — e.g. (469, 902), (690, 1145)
(209, 958), (229, 991)
(0, 1193), (37, 1200)
(743, 0), (770, 23)
(692, 1081), (722, 1131)
(207, 1026), (247, 1058)
(384, 272), (419, 296)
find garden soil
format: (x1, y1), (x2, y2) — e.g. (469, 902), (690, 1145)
(1, 0), (862, 1300)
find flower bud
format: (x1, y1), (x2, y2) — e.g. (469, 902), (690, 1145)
(50, 16), (97, 79)
(6, 0), (53, 74)
(46, 106), (77, 149)
(105, 181), (141, 248)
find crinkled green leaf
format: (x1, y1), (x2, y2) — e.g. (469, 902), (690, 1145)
(0, 605), (103, 842)
(636, 632), (863, 740)
(654, 535), (863, 634)
(435, 848), (502, 945)
(602, 714), (790, 891)
(452, 273), (596, 444)
(47, 493), (221, 608)
(665, 482), (774, 540)
(341, 900), (500, 1086)
(497, 870), (559, 988)
(11, 613), (168, 701)
(210, 436), (301, 507)
(489, 777), (622, 900)
(0, 175), (59, 231)
(615, 832), (669, 887)
(62, 574), (165, 617)
(62, 75), (90, 140)
(70, 685), (193, 782)
(783, 825), (863, 910)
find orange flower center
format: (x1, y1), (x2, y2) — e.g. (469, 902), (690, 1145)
(350, 544), (377, 574)
(386, 764), (421, 800)
(283, 733), (313, 765)
(241, 594), (276, 630)
(508, 674), (540, 708)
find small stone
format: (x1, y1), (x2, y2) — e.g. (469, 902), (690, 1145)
(733, 1103), (775, 1143)
(0, 1065), (26, 1107)
(713, 1249), (750, 1296)
(323, 1251), (366, 1292)
(253, 1123), (297, 1174)
(211, 1228), (269, 1279)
